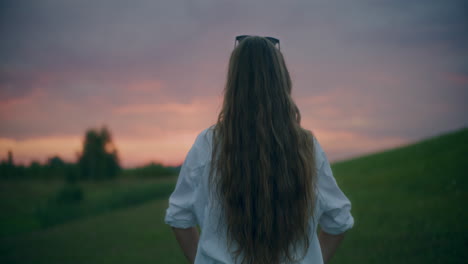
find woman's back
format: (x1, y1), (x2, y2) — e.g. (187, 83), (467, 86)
(165, 125), (354, 263)
(165, 36), (354, 264)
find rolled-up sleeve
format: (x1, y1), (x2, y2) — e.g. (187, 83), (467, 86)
(164, 140), (200, 229)
(315, 138), (354, 235)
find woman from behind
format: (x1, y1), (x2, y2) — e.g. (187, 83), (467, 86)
(165, 35), (354, 264)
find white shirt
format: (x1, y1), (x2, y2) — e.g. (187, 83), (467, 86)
(165, 125), (354, 264)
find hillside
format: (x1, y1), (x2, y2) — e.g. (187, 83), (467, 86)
(331, 127), (468, 263)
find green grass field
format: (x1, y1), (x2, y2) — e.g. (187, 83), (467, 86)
(1, 127), (467, 263)
(332, 128), (468, 263)
(0, 177), (176, 237)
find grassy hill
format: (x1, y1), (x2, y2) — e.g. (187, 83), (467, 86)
(1, 127), (467, 263)
(332, 127), (468, 263)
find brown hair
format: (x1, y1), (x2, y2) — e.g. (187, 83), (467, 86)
(209, 36), (318, 264)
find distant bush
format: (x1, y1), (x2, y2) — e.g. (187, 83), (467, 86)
(54, 184), (84, 204)
(0, 154), (80, 181)
(35, 181), (175, 228)
(121, 162), (180, 178)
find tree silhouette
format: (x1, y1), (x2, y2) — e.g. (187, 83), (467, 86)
(7, 150), (13, 165)
(77, 126), (121, 180)
(47, 156), (65, 168)
(0, 150), (15, 178)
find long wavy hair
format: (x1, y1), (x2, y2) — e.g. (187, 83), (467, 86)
(209, 36), (318, 264)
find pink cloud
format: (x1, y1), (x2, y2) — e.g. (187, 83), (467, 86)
(446, 73), (468, 85)
(0, 87), (47, 120)
(113, 96), (221, 115)
(125, 79), (163, 92)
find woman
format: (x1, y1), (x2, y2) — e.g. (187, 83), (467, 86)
(165, 35), (354, 264)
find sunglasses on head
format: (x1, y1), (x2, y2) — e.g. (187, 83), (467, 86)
(234, 35), (280, 50)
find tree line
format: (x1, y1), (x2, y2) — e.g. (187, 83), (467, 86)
(0, 126), (180, 181)
(0, 126), (121, 181)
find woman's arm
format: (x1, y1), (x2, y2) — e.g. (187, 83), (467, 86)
(318, 229), (346, 264)
(171, 226), (200, 263)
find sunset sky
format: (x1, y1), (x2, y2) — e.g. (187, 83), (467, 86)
(1, 0), (467, 168)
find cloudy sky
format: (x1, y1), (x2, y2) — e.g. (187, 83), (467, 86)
(1, 0), (467, 167)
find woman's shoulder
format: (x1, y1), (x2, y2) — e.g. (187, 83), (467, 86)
(301, 128), (327, 169)
(188, 125), (216, 167)
(194, 124), (215, 150)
